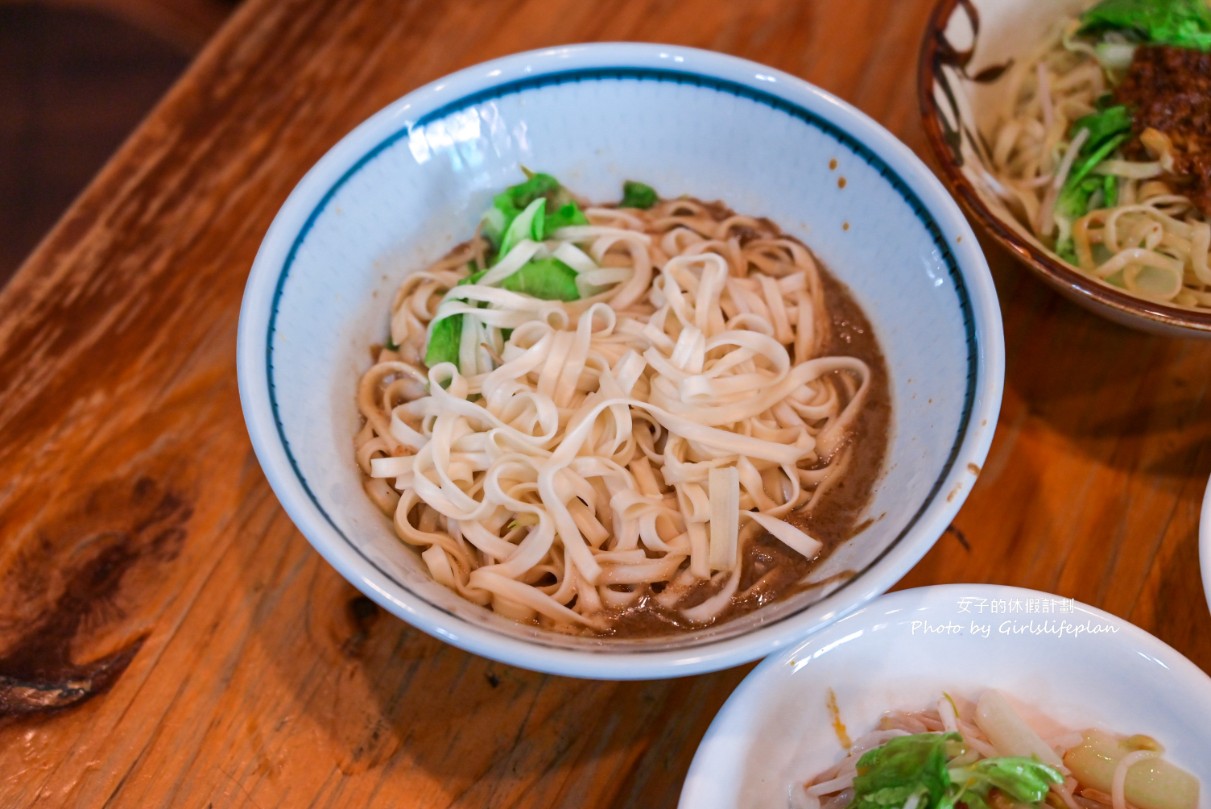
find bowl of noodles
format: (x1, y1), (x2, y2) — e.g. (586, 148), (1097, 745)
(237, 43), (1004, 678)
(920, 0), (1211, 336)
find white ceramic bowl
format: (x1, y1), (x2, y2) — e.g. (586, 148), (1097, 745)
(1202, 478), (1211, 615)
(237, 43), (1004, 679)
(920, 0), (1211, 337)
(681, 584), (1211, 808)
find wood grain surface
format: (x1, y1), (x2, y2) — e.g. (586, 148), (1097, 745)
(2, 0), (1209, 806)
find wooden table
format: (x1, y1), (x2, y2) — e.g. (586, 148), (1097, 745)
(3, 0), (1209, 805)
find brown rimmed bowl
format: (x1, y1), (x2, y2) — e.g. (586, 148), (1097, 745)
(919, 0), (1211, 338)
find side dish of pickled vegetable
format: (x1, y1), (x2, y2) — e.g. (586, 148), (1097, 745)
(1064, 730), (1199, 809)
(799, 690), (1199, 809)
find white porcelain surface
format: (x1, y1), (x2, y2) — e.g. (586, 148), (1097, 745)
(923, 0), (1211, 337)
(680, 584), (1211, 809)
(1202, 478), (1211, 616)
(238, 43), (1004, 679)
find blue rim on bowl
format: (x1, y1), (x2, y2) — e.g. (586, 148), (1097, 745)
(237, 43), (1005, 678)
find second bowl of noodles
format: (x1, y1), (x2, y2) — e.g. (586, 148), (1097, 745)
(237, 43), (1004, 678)
(920, 0), (1211, 337)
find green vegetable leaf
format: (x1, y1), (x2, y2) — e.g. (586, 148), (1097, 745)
(1103, 173), (1120, 208)
(502, 171), (565, 211)
(545, 201), (589, 233)
(424, 313), (462, 370)
(1056, 235), (1080, 264)
(620, 180), (658, 209)
(498, 197), (547, 261)
(950, 757), (1064, 809)
(1055, 105), (1132, 228)
(1072, 105), (1132, 154)
(1079, 0), (1211, 49)
(500, 257), (580, 301)
(849, 733), (1062, 809)
(482, 172), (587, 251)
(431, 172), (591, 374)
(851, 733), (959, 809)
(1056, 174), (1102, 221)
(1072, 130), (1130, 186)
(423, 269), (486, 370)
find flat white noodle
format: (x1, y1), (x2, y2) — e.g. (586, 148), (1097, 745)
(356, 196), (873, 631)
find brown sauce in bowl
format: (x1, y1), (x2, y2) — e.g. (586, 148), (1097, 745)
(592, 218), (891, 638)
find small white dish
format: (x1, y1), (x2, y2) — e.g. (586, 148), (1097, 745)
(680, 584), (1211, 808)
(238, 43), (1004, 679)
